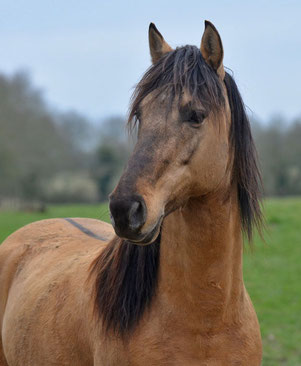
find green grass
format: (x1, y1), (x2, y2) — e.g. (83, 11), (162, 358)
(244, 198), (301, 365)
(0, 198), (300, 365)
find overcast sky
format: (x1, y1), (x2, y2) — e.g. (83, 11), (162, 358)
(0, 0), (300, 123)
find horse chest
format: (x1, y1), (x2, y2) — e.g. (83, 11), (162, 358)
(116, 322), (262, 366)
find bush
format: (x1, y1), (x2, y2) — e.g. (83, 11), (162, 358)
(44, 172), (99, 203)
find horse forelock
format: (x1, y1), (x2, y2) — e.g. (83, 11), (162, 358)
(128, 45), (225, 131)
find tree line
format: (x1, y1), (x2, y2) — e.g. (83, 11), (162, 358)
(0, 71), (300, 208)
(0, 71), (131, 206)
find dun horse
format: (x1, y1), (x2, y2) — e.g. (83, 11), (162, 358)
(0, 22), (263, 365)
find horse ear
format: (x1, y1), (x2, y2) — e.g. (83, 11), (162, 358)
(201, 21), (225, 79)
(149, 23), (173, 64)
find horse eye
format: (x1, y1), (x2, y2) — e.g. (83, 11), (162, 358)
(187, 110), (205, 126)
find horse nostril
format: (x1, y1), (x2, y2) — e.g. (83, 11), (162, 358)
(128, 199), (146, 231)
(109, 195), (147, 238)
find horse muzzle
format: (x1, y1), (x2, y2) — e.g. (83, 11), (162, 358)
(109, 194), (147, 240)
(109, 194), (162, 245)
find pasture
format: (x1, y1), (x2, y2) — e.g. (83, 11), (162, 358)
(0, 198), (300, 365)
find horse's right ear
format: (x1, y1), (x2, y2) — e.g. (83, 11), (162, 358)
(201, 21), (225, 79)
(149, 23), (173, 64)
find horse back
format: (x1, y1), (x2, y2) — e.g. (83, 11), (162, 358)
(0, 218), (114, 366)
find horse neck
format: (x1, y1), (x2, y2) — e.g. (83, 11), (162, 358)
(157, 186), (244, 329)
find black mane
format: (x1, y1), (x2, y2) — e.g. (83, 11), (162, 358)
(90, 236), (160, 335)
(91, 45), (263, 336)
(224, 72), (263, 240)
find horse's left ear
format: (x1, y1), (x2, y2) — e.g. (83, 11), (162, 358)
(201, 21), (225, 79)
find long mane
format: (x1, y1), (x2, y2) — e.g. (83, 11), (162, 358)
(224, 72), (263, 241)
(91, 45), (263, 336)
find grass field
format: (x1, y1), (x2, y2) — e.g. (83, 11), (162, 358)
(0, 198), (300, 365)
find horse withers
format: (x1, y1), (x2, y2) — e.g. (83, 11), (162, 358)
(0, 21), (263, 365)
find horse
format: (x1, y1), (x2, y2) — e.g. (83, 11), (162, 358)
(0, 21), (263, 365)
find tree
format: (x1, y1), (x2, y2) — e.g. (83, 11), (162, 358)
(0, 71), (94, 204)
(92, 116), (133, 200)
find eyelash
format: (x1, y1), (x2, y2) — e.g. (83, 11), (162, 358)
(134, 111), (141, 121)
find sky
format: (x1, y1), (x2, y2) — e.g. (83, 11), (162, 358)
(0, 0), (300, 123)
